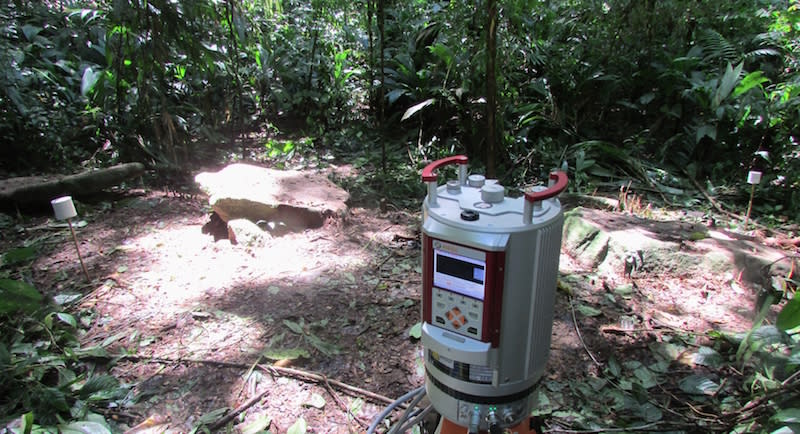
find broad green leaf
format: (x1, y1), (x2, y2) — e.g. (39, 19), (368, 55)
(349, 398), (364, 417)
(0, 279), (43, 313)
(545, 380), (565, 392)
(57, 312), (78, 328)
(733, 70), (769, 98)
(778, 298), (800, 331)
(262, 347), (309, 360)
(530, 389), (553, 416)
(21, 25), (42, 41)
(386, 89), (406, 105)
(633, 366), (657, 389)
(713, 62), (744, 108)
(79, 375), (120, 399)
(772, 408), (800, 424)
(751, 325), (786, 347)
(283, 319), (304, 335)
(788, 346), (800, 367)
(695, 124), (717, 144)
(401, 98), (436, 122)
(240, 413), (272, 434)
(287, 417), (307, 434)
(770, 426), (799, 434)
(606, 356), (621, 378)
(679, 374), (719, 395)
(43, 387), (70, 412)
(408, 322), (422, 339)
(196, 407), (231, 425)
(54, 293), (82, 305)
(57, 421), (111, 434)
(1, 246), (37, 266)
(614, 284), (634, 295)
(692, 346), (723, 367)
(575, 304), (602, 317)
(306, 333), (340, 356)
(21, 412), (34, 434)
(551, 410), (586, 424)
(81, 67), (102, 97)
(650, 342), (685, 361)
(637, 402), (663, 422)
(305, 393), (326, 409)
(73, 346), (109, 359)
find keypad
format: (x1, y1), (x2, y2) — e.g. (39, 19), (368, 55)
(431, 287), (484, 340)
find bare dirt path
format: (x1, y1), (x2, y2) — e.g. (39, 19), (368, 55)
(3, 172), (797, 433)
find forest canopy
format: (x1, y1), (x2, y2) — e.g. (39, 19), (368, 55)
(1, 0), (798, 216)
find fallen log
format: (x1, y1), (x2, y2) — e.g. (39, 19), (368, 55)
(0, 162), (145, 209)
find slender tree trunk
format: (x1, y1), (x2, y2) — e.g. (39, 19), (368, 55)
(378, 0), (386, 176)
(307, 27), (319, 93)
(367, 0), (375, 116)
(225, 0), (243, 156)
(486, 0), (498, 178)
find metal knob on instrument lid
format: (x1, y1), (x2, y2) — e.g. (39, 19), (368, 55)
(446, 180), (462, 193)
(468, 174), (485, 188)
(480, 184), (505, 203)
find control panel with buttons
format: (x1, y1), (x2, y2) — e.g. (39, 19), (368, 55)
(431, 286), (484, 339)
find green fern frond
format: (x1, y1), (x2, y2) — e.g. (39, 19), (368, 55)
(744, 48), (783, 62)
(697, 28), (740, 64)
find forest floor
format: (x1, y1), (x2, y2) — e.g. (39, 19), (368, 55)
(2, 155), (799, 433)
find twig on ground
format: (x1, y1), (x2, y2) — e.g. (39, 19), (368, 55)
(237, 354), (263, 401)
(681, 168), (766, 230)
(544, 420), (663, 433)
(599, 324), (691, 336)
(721, 378), (800, 425)
(656, 383), (719, 421)
(260, 364), (398, 406)
(208, 387), (271, 432)
(120, 354), (398, 406)
(569, 297), (601, 366)
(318, 371), (370, 430)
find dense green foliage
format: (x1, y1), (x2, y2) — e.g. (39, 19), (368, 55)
(1, 2), (799, 428)
(0, 247), (125, 432)
(2, 0), (798, 215)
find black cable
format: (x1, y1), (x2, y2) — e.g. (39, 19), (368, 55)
(366, 386), (426, 434)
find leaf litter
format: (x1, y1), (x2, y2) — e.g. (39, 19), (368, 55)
(1, 182), (797, 432)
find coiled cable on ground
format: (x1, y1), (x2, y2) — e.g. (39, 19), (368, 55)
(366, 386), (428, 434)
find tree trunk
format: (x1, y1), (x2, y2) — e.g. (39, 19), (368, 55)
(225, 0), (243, 156)
(378, 0), (386, 176)
(486, 0), (498, 178)
(367, 0), (375, 115)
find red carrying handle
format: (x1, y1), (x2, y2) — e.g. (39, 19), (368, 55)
(421, 155), (469, 182)
(524, 171), (568, 202)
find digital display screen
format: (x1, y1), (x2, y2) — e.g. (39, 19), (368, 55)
(433, 249), (486, 300)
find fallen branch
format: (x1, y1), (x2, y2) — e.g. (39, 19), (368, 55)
(0, 162), (145, 206)
(544, 421), (662, 433)
(120, 354), (397, 406)
(569, 297), (601, 366)
(317, 370), (370, 430)
(208, 387), (272, 432)
(599, 325), (688, 336)
(721, 378), (800, 425)
(681, 168), (764, 229)
(260, 364), (398, 406)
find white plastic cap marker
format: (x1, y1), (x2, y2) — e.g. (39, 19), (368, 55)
(51, 196), (77, 220)
(50, 195), (90, 281)
(747, 171), (762, 185)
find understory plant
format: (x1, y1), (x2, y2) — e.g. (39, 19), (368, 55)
(0, 267), (128, 431)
